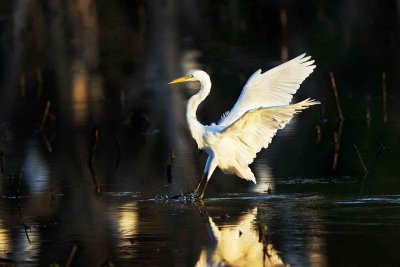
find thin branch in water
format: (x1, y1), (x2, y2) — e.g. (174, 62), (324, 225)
(88, 164), (101, 194)
(41, 133), (53, 153)
(329, 72), (344, 121)
(365, 106), (371, 129)
(65, 244), (78, 267)
(50, 189), (56, 204)
(332, 133), (339, 170)
(354, 144), (369, 195)
(381, 71), (388, 123)
(375, 138), (387, 159)
(353, 144), (368, 173)
(89, 129), (99, 163)
(40, 101), (51, 130)
(16, 155), (27, 198)
(359, 172), (368, 195)
(332, 121), (343, 171)
(88, 129), (101, 193)
(23, 224), (32, 244)
(17, 205), (31, 244)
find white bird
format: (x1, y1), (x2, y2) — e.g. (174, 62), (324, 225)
(169, 54), (319, 198)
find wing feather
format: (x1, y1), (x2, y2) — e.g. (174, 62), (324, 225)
(218, 99), (319, 182)
(218, 54), (316, 127)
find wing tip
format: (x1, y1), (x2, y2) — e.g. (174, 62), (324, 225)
(299, 98), (321, 107)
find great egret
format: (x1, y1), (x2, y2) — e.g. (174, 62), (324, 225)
(169, 54), (319, 198)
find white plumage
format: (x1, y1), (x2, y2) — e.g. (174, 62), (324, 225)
(169, 54), (319, 198)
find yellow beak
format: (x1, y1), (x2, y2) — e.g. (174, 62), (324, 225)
(168, 76), (190, 84)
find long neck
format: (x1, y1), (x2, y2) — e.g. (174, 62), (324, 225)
(186, 77), (211, 147)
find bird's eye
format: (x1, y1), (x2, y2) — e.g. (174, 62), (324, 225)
(188, 74), (194, 78)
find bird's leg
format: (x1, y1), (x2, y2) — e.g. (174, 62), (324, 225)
(194, 172), (207, 193)
(199, 178), (210, 199)
(170, 172), (207, 200)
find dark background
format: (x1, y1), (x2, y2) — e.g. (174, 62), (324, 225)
(0, 1), (400, 266)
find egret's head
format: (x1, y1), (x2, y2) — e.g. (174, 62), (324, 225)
(168, 70), (209, 84)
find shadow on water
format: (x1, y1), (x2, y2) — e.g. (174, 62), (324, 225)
(1, 0), (400, 266)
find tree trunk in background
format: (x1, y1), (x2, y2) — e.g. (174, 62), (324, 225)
(0, 0), (30, 121)
(146, 0), (197, 193)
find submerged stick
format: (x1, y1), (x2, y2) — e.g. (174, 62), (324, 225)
(332, 121), (343, 170)
(329, 72), (344, 121)
(88, 129), (101, 193)
(23, 224), (32, 244)
(41, 133), (53, 153)
(40, 101), (51, 129)
(332, 133), (339, 170)
(65, 244), (78, 267)
(16, 155), (27, 197)
(365, 106), (371, 128)
(381, 71), (388, 123)
(17, 205), (31, 244)
(15, 159), (29, 245)
(354, 144), (369, 195)
(89, 129), (99, 163)
(353, 144), (368, 173)
(375, 138), (387, 159)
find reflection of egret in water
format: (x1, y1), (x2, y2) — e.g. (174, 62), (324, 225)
(0, 220), (11, 258)
(196, 207), (286, 267)
(274, 195), (327, 266)
(110, 203), (138, 257)
(117, 203), (138, 236)
(23, 142), (50, 195)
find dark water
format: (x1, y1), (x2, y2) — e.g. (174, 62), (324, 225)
(1, 1), (400, 266)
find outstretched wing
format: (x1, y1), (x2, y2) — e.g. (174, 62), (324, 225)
(218, 54), (316, 127)
(218, 99), (319, 182)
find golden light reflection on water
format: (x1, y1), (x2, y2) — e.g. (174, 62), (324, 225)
(0, 220), (10, 258)
(116, 203), (138, 247)
(196, 207), (287, 267)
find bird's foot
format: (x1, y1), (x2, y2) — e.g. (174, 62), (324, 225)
(170, 190), (201, 202)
